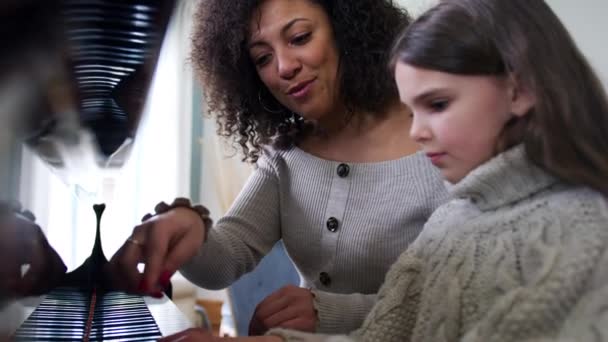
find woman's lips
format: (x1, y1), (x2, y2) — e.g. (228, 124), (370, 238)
(288, 79), (315, 100)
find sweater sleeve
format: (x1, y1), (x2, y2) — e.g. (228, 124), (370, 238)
(179, 153), (282, 289)
(463, 252), (608, 342)
(311, 290), (376, 334)
(549, 280), (608, 342)
(461, 194), (608, 342)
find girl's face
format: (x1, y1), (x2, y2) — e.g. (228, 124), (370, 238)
(248, 0), (341, 121)
(395, 62), (534, 183)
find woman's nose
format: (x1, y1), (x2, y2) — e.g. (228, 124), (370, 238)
(276, 50), (301, 80)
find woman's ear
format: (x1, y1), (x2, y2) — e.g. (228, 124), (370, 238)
(508, 76), (536, 117)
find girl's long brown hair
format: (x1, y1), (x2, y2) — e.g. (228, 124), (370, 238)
(391, 0), (608, 195)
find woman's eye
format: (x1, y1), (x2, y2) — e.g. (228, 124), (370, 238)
(254, 54), (271, 67)
(291, 32), (311, 46)
(429, 99), (448, 112)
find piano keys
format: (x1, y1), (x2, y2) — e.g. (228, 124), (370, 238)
(11, 287), (191, 341)
(4, 204), (192, 341)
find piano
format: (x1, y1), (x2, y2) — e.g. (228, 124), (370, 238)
(6, 204), (191, 341)
(9, 288), (190, 341)
(0, 0), (193, 340)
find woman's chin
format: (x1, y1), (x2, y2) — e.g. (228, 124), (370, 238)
(298, 106), (333, 122)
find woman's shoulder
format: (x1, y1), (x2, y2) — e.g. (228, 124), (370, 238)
(257, 145), (322, 168)
(254, 145), (334, 180)
(253, 146), (288, 175)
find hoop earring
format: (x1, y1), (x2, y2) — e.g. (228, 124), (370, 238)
(258, 90), (283, 114)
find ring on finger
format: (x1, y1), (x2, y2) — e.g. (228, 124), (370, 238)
(127, 237), (145, 247)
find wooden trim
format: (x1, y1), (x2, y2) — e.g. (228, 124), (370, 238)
(195, 299), (223, 336)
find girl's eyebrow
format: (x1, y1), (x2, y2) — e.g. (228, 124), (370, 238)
(411, 88), (449, 105)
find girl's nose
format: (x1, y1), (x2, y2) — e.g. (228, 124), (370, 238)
(409, 114), (432, 144)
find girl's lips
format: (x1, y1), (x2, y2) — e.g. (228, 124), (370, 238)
(426, 152), (446, 165)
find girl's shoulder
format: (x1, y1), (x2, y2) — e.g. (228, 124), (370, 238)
(514, 184), (608, 253)
(537, 185), (608, 223)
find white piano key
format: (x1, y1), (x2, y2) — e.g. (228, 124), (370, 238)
(144, 294), (193, 337)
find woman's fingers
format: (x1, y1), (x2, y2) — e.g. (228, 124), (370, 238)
(108, 207), (206, 296)
(274, 317), (316, 332)
(141, 220), (171, 294)
(108, 224), (149, 292)
(142, 208), (205, 293)
(253, 294), (289, 323)
(250, 285), (317, 334)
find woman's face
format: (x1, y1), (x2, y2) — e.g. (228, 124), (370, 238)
(248, 0), (341, 121)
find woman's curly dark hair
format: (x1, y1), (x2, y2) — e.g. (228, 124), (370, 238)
(191, 0), (411, 163)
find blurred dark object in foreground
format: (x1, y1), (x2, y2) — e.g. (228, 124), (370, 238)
(0, 201), (66, 301)
(0, 0), (192, 339)
(1, 0), (174, 171)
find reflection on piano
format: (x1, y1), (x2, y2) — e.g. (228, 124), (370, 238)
(10, 205), (190, 341)
(1, 0), (193, 340)
(15, 288), (164, 341)
(7, 289), (191, 341)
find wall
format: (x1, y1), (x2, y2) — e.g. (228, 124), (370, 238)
(396, 0), (608, 87)
(547, 0), (608, 87)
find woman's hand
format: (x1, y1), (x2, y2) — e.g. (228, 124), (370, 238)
(158, 328), (283, 342)
(0, 207), (66, 298)
(249, 285), (317, 335)
(107, 206), (206, 296)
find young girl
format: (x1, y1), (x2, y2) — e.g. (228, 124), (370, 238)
(159, 0), (608, 340)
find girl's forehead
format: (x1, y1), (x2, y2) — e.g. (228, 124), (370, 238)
(394, 62), (507, 104)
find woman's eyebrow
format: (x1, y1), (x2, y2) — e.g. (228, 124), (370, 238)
(249, 18), (311, 48)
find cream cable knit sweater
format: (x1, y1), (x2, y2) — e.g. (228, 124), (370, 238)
(270, 145), (608, 341)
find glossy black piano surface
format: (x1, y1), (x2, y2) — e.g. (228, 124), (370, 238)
(20, 0), (176, 168)
(1, 0), (193, 339)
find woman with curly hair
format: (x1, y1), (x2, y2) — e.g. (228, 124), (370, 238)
(109, 0), (446, 336)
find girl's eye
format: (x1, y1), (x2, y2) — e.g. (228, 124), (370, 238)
(429, 99), (449, 112)
(291, 32), (311, 46)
